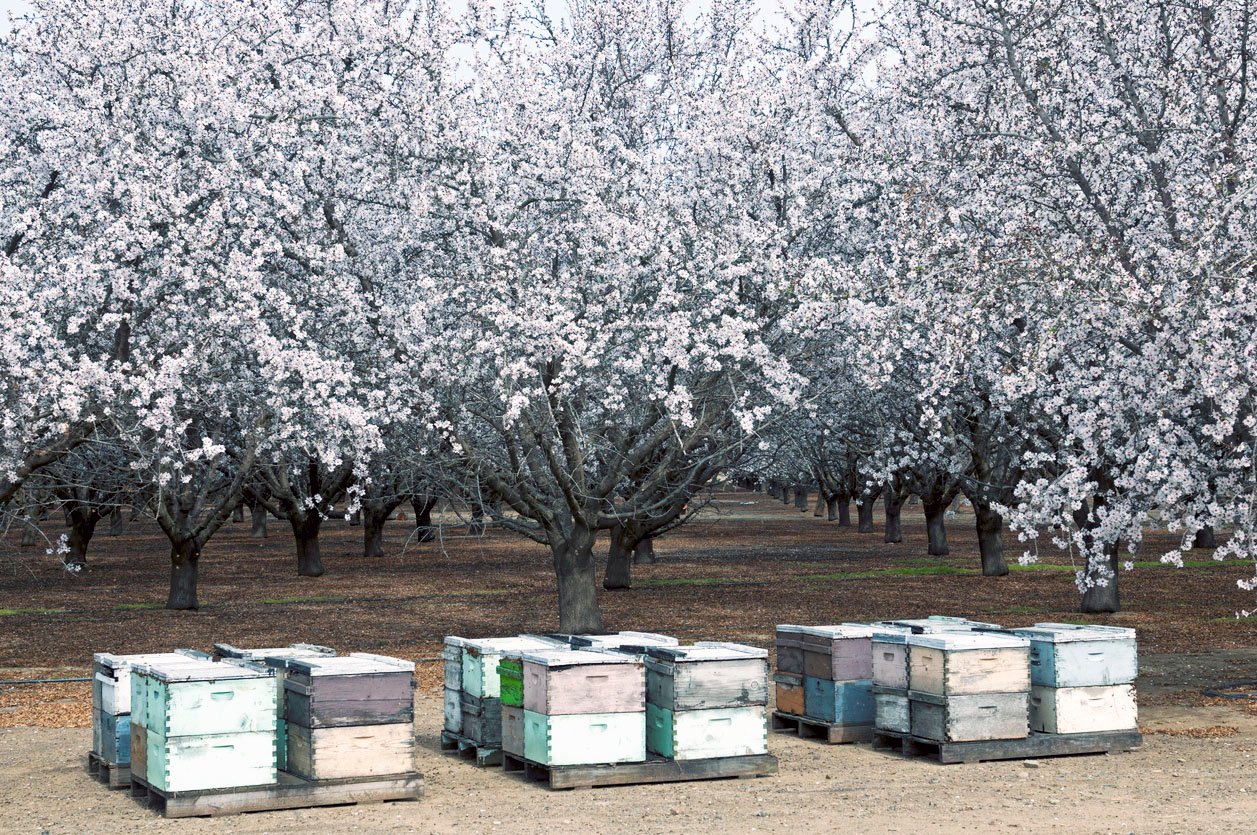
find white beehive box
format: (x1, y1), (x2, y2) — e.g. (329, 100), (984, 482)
(1011, 624), (1138, 688)
(907, 633), (1030, 697)
(1030, 684), (1138, 734)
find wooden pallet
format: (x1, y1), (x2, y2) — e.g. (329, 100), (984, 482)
(771, 711), (874, 744)
(440, 730), (503, 767)
(86, 752), (131, 790)
(501, 752), (778, 790)
(871, 728), (1143, 765)
(127, 771), (423, 818)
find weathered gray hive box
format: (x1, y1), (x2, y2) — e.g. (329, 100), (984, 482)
(776, 624), (872, 681)
(905, 632), (1029, 743)
(645, 642), (769, 711)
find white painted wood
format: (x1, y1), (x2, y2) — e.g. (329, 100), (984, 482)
(664, 706), (768, 760)
(147, 729), (277, 792)
(1029, 684), (1137, 734)
(147, 677), (278, 737)
(1013, 625), (1138, 687)
(907, 633), (1030, 696)
(873, 689), (910, 733)
(523, 709), (645, 766)
(461, 636), (566, 698)
(93, 652), (203, 715)
(443, 687), (462, 734)
(285, 723), (415, 781)
(910, 692), (1029, 742)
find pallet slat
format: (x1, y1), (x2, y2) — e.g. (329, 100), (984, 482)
(501, 752), (777, 790)
(769, 710), (873, 744)
(872, 728), (1143, 764)
(129, 771), (422, 818)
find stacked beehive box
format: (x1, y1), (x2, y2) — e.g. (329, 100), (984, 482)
(645, 642), (769, 760)
(870, 618), (1001, 735)
(459, 636), (567, 750)
(91, 651), (205, 768)
(520, 648), (646, 767)
(569, 631), (679, 654)
(442, 636), (466, 738)
(129, 656), (278, 792)
(281, 653), (416, 780)
(776, 625), (874, 729)
(1012, 623), (1138, 734)
(211, 643), (337, 770)
(906, 632), (1030, 743)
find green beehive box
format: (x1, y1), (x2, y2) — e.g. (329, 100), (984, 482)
(497, 657), (524, 708)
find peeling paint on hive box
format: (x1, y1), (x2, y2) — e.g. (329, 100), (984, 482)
(872, 687), (910, 733)
(645, 644), (768, 711)
(1029, 684), (1137, 734)
(909, 690), (1029, 742)
(773, 673), (805, 716)
(803, 677), (874, 724)
(646, 704), (768, 760)
(1012, 624), (1138, 688)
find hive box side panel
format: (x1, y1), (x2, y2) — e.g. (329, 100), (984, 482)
(872, 643), (909, 689)
(443, 647), (463, 690)
(1029, 684), (1137, 734)
(149, 730), (277, 793)
(530, 664), (644, 715)
(774, 676), (805, 716)
(1049, 643), (1138, 688)
(524, 710), (645, 767)
(669, 706), (768, 761)
(671, 660), (768, 709)
(497, 659), (524, 708)
(443, 687), (462, 734)
(100, 713), (131, 763)
(130, 724), (148, 784)
(645, 703), (674, 758)
(286, 723), (415, 781)
(910, 693), (1028, 742)
(775, 644), (805, 675)
(462, 650), (499, 698)
(803, 678), (874, 724)
(910, 647), (1029, 696)
(873, 690), (910, 733)
(152, 679), (278, 737)
(501, 705), (525, 756)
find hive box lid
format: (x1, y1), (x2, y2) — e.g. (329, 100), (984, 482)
(132, 658), (273, 683)
(286, 653), (414, 676)
(463, 636), (568, 655)
(519, 648), (641, 667)
(776, 624), (872, 639)
(213, 643), (336, 660)
(646, 642), (768, 662)
(569, 631), (679, 650)
(1013, 624), (1136, 643)
(92, 650), (207, 671)
(444, 636), (469, 649)
(906, 632), (1029, 651)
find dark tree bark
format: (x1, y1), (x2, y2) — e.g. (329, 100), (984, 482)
(922, 497), (950, 556)
(411, 496), (437, 542)
(837, 500), (852, 526)
(1075, 496), (1120, 613)
(604, 525), (634, 590)
(974, 502), (1009, 576)
(250, 501), (268, 539)
(108, 506), (127, 536)
(553, 527), (602, 633)
(231, 504), (244, 523)
(813, 494), (825, 517)
(167, 540), (200, 610)
(857, 498), (876, 533)
(780, 485), (792, 505)
(19, 515), (39, 547)
(884, 492), (904, 544)
(66, 506), (100, 567)
(348, 510), (361, 526)
(363, 508), (386, 558)
(292, 515), (324, 577)
(1192, 526), (1216, 549)
(468, 502), (486, 535)
(633, 536), (656, 564)
(794, 485), (809, 512)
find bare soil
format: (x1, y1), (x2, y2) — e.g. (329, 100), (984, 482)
(1, 492), (1255, 832)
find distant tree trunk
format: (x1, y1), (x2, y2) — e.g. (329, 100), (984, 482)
(66, 506), (100, 567)
(780, 485), (792, 505)
(19, 513), (39, 547)
(250, 501), (268, 539)
(794, 486), (809, 512)
(633, 536), (656, 564)
(857, 498), (876, 533)
(468, 502), (486, 535)
(1075, 495), (1120, 613)
(348, 510), (361, 526)
(232, 503), (244, 523)
(1192, 526), (1216, 549)
(884, 492), (904, 544)
(923, 497), (950, 556)
(411, 496), (437, 542)
(974, 502), (1008, 576)
(604, 525), (633, 590)
(766, 482), (782, 501)
(167, 540), (200, 610)
(553, 527), (602, 633)
(837, 500), (852, 527)
(108, 506), (127, 536)
(292, 515), (324, 577)
(813, 494), (826, 517)
(363, 507), (386, 558)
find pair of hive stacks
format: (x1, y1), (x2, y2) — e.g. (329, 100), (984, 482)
(646, 642), (770, 760)
(869, 617), (1001, 736)
(128, 656), (278, 793)
(1011, 623), (1138, 734)
(774, 625), (874, 729)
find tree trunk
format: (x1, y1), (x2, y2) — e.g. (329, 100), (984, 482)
(66, 507), (100, 567)
(1081, 540), (1121, 613)
(1192, 526), (1216, 549)
(412, 496), (437, 542)
(813, 494), (826, 517)
(780, 485), (792, 505)
(232, 504), (244, 523)
(348, 510), (361, 526)
(167, 540), (200, 610)
(974, 502), (1008, 576)
(603, 526), (633, 590)
(293, 516), (324, 577)
(19, 514), (39, 547)
(250, 502), (268, 539)
(923, 499), (950, 556)
(794, 486), (809, 512)
(108, 507), (126, 536)
(468, 502), (486, 535)
(883, 493), (903, 544)
(633, 537), (656, 564)
(857, 498), (875, 533)
(363, 507), (386, 558)
(837, 500), (852, 527)
(553, 530), (603, 633)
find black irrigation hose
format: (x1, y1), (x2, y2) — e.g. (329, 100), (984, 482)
(0, 677), (92, 685)
(1201, 680), (1257, 699)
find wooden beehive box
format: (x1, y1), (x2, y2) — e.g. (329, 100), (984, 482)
(91, 650), (207, 763)
(501, 705), (525, 757)
(870, 618), (1002, 690)
(909, 690), (1029, 742)
(645, 703), (768, 760)
(460, 691), (503, 746)
(782, 625), (873, 681)
(286, 722), (415, 781)
(803, 677), (874, 725)
(461, 636), (568, 699)
(282, 653), (414, 729)
(1030, 684), (1137, 734)
(522, 708), (645, 766)
(774, 627), (805, 675)
(443, 636), (465, 691)
(521, 649), (645, 715)
(443, 686), (462, 735)
(645, 643), (768, 711)
(907, 632), (1029, 697)
(773, 672), (805, 716)
(1012, 623), (1138, 688)
(211, 643), (335, 662)
(872, 686), (910, 733)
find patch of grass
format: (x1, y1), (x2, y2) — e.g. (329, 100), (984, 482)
(115, 602), (164, 611)
(259, 595), (347, 605)
(1131, 559), (1233, 570)
(1008, 563), (1076, 572)
(799, 565), (976, 581)
(0, 607), (67, 616)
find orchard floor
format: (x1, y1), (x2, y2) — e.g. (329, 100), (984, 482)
(1, 491), (1256, 833)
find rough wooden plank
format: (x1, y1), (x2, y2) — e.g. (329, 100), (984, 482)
(86, 752), (132, 790)
(501, 752), (777, 790)
(439, 731), (502, 766)
(769, 711), (873, 744)
(910, 692), (1028, 743)
(871, 728), (1142, 764)
(773, 674), (805, 716)
(286, 723), (414, 781)
(803, 677), (874, 725)
(523, 659), (644, 715)
(132, 771), (423, 818)
(646, 658), (767, 710)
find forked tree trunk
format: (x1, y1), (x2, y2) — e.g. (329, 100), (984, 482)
(167, 540), (200, 610)
(974, 502), (1008, 576)
(857, 498), (876, 533)
(412, 496), (437, 542)
(604, 526), (633, 590)
(293, 516), (324, 577)
(884, 493), (904, 544)
(66, 507), (100, 566)
(633, 537), (656, 564)
(363, 507), (386, 558)
(1192, 526), (1216, 549)
(923, 498), (950, 556)
(553, 529), (603, 633)
(250, 502), (268, 538)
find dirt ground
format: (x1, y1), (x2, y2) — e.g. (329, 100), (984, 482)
(1, 492), (1256, 832)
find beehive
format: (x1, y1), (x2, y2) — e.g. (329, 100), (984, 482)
(443, 636), (466, 734)
(501, 705), (526, 757)
(568, 631), (680, 654)
(909, 690), (1030, 742)
(522, 709), (646, 766)
(786, 624), (873, 681)
(92, 651), (204, 766)
(281, 653), (416, 781)
(803, 677), (874, 725)
(906, 632), (1029, 743)
(129, 658), (278, 792)
(872, 687), (910, 733)
(461, 636), (568, 698)
(646, 704), (768, 760)
(645, 643), (768, 711)
(1011, 624), (1138, 688)
(1029, 684), (1137, 734)
(871, 619), (1002, 690)
(460, 690), (504, 746)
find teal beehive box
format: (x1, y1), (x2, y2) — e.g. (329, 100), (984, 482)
(1011, 624), (1137, 688)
